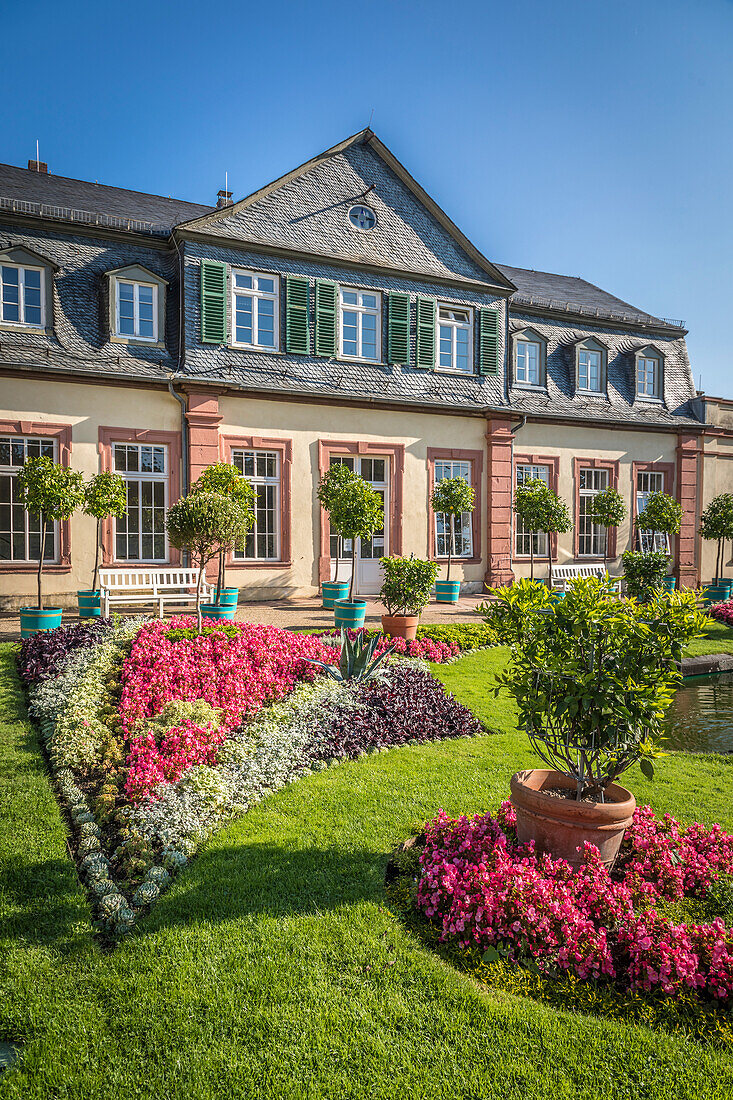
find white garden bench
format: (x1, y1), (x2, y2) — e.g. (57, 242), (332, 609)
(99, 568), (214, 618)
(550, 563), (621, 593)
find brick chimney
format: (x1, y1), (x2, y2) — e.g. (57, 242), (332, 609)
(28, 158), (48, 174)
(216, 190), (233, 209)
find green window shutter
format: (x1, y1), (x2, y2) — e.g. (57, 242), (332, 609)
(478, 307), (499, 374)
(416, 296), (436, 369)
(314, 280), (338, 357)
(387, 293), (410, 365)
(200, 260), (227, 344)
(285, 275), (310, 354)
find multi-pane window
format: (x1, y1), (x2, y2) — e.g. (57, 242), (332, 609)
(113, 443), (167, 561)
(340, 289), (380, 361)
(116, 280), (157, 341)
(232, 271), (279, 349)
(515, 464), (549, 557)
(637, 355), (661, 398)
(578, 468), (609, 557)
(434, 459), (473, 557)
(515, 339), (541, 386)
(1, 265), (43, 327)
(329, 455), (355, 559)
(0, 436), (56, 562)
(437, 306), (472, 373)
(636, 470), (669, 551)
(578, 349), (602, 391)
(232, 449), (280, 560)
(327, 455), (387, 561)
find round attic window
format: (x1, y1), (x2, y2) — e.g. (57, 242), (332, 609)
(348, 204), (377, 231)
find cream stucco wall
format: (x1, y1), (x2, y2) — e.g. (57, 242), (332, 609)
(218, 394), (489, 598)
(0, 376), (179, 608)
(509, 421), (680, 581)
(700, 431), (733, 582)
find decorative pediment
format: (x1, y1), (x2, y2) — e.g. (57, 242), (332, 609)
(104, 263), (168, 287)
(513, 326), (546, 345)
(0, 244), (58, 271)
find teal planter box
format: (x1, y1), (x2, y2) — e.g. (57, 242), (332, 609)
(200, 603), (235, 621)
(77, 589), (102, 618)
(662, 577), (677, 592)
(218, 588), (239, 608)
(334, 599), (367, 630)
(20, 607), (63, 638)
(550, 590), (567, 603)
(435, 580), (460, 604)
(703, 584), (729, 607)
(322, 581), (349, 609)
(715, 578), (732, 599)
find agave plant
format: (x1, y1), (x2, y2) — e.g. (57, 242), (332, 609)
(307, 629), (395, 683)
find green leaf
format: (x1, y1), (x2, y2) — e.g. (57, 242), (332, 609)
(640, 758), (655, 780)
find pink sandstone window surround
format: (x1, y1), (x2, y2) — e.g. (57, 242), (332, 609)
(219, 435), (292, 568)
(572, 458), (620, 561)
(513, 453), (561, 563)
(426, 448), (483, 565)
(0, 419), (72, 574)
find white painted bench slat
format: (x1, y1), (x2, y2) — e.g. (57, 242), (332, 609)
(551, 564), (620, 592)
(99, 568), (214, 618)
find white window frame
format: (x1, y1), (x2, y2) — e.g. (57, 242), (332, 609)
(0, 435), (58, 562)
(0, 263), (45, 328)
(232, 448), (281, 561)
(515, 463), (549, 558)
(637, 354), (661, 399)
(577, 467), (609, 558)
(339, 288), (382, 362)
(636, 470), (670, 552)
(433, 458), (474, 558)
(231, 270), (280, 351)
(112, 442), (169, 563)
(115, 279), (158, 342)
(515, 338), (542, 386)
(436, 304), (473, 374)
(577, 348), (603, 392)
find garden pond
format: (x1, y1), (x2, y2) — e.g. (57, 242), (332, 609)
(666, 672), (733, 754)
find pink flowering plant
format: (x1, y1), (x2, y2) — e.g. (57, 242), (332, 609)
(408, 802), (733, 1005)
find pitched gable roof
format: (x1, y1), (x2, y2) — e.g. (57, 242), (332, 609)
(177, 130), (516, 292)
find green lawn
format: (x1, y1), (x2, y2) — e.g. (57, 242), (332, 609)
(685, 618), (733, 659)
(2, 641), (733, 1099)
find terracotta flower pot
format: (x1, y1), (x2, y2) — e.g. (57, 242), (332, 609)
(381, 613), (419, 641)
(510, 768), (636, 869)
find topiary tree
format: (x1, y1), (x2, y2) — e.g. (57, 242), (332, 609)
(82, 472), (128, 594)
(191, 462), (255, 603)
(699, 493), (733, 582)
(544, 490), (573, 589)
(328, 475), (384, 602)
(636, 491), (682, 554)
(513, 478), (572, 586)
(430, 477), (475, 583)
(589, 485), (627, 573)
(317, 463), (358, 583)
(16, 456), (84, 610)
(165, 492), (252, 632)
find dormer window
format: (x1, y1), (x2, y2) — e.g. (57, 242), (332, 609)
(0, 246), (55, 332)
(512, 328), (546, 388)
(636, 347), (663, 399)
(105, 264), (167, 346)
(574, 337), (606, 394)
(437, 305), (472, 373)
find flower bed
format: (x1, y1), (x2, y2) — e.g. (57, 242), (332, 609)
(19, 617), (482, 937)
(388, 803), (733, 1037)
(710, 600), (733, 626)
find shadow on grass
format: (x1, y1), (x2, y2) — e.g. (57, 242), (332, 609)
(0, 857), (89, 952)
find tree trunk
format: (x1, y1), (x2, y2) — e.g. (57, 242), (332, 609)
(547, 530), (553, 589)
(216, 549), (225, 604)
(37, 515), (46, 610)
(349, 538), (357, 602)
(92, 518), (101, 593)
(334, 534), (342, 583)
(446, 514), (454, 583)
(530, 534), (534, 581)
(196, 557), (204, 633)
(717, 538), (723, 582)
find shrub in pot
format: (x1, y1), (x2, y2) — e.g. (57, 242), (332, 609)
(328, 474), (383, 629)
(430, 476), (475, 603)
(699, 492), (733, 596)
(589, 484), (626, 584)
(165, 492), (252, 632)
(635, 490), (682, 591)
(191, 462), (255, 611)
(15, 456), (84, 637)
(379, 555), (440, 639)
(491, 576), (706, 867)
(79, 471), (127, 618)
(317, 463), (357, 608)
(513, 478), (572, 587)
(622, 549), (670, 603)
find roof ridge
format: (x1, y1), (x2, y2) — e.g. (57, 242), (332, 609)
(0, 161), (213, 211)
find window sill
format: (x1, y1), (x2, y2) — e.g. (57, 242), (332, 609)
(229, 343), (283, 355)
(511, 383), (547, 393)
(513, 556), (555, 563)
(433, 554), (479, 565)
(434, 368), (476, 377)
(0, 322), (52, 335)
(0, 562), (71, 573)
(635, 395), (664, 405)
(338, 353), (383, 366)
(228, 560), (292, 570)
(110, 335), (165, 348)
(576, 389), (608, 399)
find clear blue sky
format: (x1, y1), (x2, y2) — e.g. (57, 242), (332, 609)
(2, 0), (731, 394)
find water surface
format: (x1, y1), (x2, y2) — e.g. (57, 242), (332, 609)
(664, 673), (733, 754)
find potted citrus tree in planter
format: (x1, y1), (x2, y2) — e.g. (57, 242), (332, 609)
(635, 489), (682, 593)
(16, 456), (84, 637)
(430, 476), (475, 603)
(589, 484), (626, 590)
(514, 478), (572, 591)
(191, 462), (255, 616)
(165, 492), (252, 632)
(492, 576), (706, 867)
(78, 471), (127, 618)
(317, 463), (356, 609)
(699, 492), (733, 600)
(329, 474), (383, 630)
(379, 554), (439, 640)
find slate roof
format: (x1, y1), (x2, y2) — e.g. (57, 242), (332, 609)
(0, 162), (213, 235)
